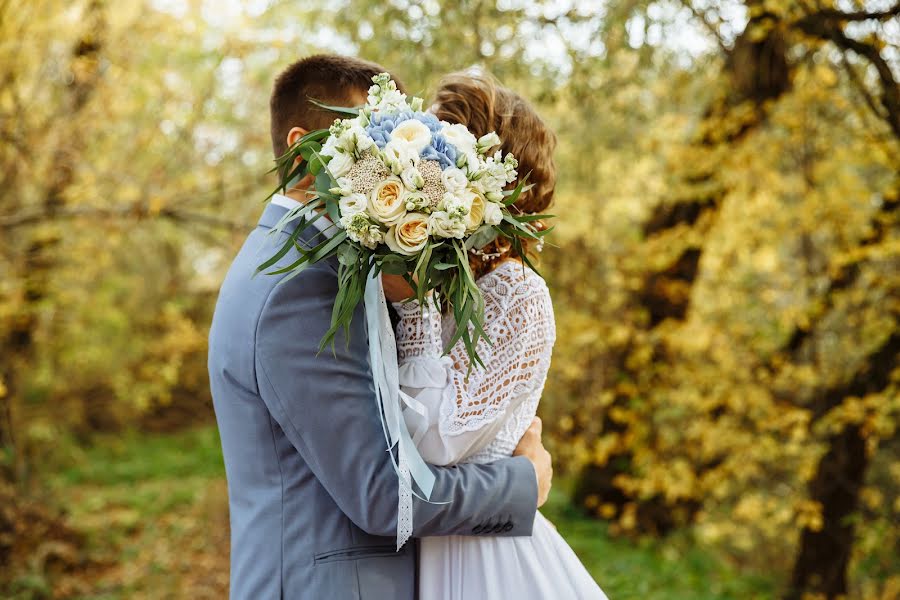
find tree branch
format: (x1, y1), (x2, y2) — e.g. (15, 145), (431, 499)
(796, 12), (900, 140)
(813, 5), (900, 23)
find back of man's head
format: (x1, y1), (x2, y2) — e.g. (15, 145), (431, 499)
(269, 54), (406, 158)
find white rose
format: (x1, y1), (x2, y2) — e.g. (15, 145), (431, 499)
(382, 140), (419, 174)
(328, 151), (354, 178)
(391, 119), (431, 152)
(385, 212), (430, 255)
(339, 193), (368, 217)
(428, 210), (466, 239)
(441, 167), (468, 193)
(368, 176), (407, 225)
(465, 191), (486, 232)
(483, 200), (503, 226)
(441, 123), (477, 154)
(400, 166), (424, 190)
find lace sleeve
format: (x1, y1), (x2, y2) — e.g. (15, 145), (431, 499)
(392, 265), (554, 465)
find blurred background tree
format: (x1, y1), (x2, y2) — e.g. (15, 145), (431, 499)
(1, 0), (897, 598)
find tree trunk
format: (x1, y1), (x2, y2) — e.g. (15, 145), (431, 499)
(787, 332), (899, 599)
(787, 425), (867, 599)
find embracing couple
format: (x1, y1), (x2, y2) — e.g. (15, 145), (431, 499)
(208, 54), (608, 600)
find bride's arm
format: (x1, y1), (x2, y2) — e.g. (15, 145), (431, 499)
(392, 275), (553, 466)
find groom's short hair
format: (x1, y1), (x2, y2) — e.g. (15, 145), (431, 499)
(270, 54), (405, 158)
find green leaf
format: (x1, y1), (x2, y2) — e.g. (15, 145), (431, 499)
(433, 262), (457, 271)
(464, 225), (499, 250)
(336, 243), (359, 267)
(256, 226), (304, 273)
(380, 254), (409, 275)
(309, 98), (362, 117)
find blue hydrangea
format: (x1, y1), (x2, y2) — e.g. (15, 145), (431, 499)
(366, 111), (456, 169)
(422, 134), (458, 169)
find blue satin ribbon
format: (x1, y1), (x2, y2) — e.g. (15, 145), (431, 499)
(364, 269), (442, 547)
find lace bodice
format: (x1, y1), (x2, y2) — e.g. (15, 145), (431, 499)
(392, 261), (556, 466)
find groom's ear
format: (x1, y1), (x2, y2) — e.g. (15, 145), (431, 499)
(286, 126), (308, 151)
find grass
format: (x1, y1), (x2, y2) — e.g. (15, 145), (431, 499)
(31, 426), (776, 599)
(542, 493), (775, 599)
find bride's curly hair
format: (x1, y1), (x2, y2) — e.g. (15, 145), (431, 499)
(432, 71), (558, 281)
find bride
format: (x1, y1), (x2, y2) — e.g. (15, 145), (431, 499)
(384, 71), (608, 600)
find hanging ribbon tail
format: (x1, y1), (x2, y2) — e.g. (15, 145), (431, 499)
(364, 269), (439, 550)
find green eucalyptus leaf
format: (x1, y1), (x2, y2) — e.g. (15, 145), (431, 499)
(464, 225), (499, 250)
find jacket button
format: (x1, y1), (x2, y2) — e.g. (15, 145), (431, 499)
(502, 522), (513, 532)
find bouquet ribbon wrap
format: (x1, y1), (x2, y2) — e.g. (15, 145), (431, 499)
(363, 270), (438, 550)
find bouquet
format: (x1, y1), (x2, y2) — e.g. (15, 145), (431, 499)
(258, 73), (551, 366)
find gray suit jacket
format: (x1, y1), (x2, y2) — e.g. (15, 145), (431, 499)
(208, 203), (538, 600)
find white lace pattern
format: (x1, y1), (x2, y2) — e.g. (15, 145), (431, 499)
(393, 261), (556, 466)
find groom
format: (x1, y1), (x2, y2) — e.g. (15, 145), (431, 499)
(208, 54), (553, 600)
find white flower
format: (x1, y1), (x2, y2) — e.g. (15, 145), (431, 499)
(374, 89), (408, 113)
(483, 200), (503, 225)
(359, 225), (384, 249)
(440, 191), (471, 218)
(328, 151), (355, 178)
(409, 96), (424, 112)
(347, 123), (376, 153)
(465, 191), (486, 232)
(368, 176), (407, 225)
(403, 190), (430, 212)
(441, 123), (477, 155)
(441, 167), (468, 193)
(341, 212), (383, 249)
(382, 140), (419, 174)
(329, 177), (353, 196)
(428, 210), (466, 239)
(400, 166), (424, 190)
(391, 119), (431, 152)
(339, 193), (368, 217)
(476, 132), (501, 153)
(320, 134), (340, 158)
(385, 212), (430, 255)
(485, 190), (504, 203)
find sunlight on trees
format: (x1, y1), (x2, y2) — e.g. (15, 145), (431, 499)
(1, 1), (897, 598)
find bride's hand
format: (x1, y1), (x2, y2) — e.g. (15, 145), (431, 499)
(382, 274), (415, 303)
(514, 417), (553, 508)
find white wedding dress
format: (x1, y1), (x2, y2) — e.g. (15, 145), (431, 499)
(392, 260), (608, 600)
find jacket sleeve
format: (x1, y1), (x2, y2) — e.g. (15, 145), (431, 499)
(254, 262), (537, 538)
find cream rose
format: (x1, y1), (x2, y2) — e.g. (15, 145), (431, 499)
(391, 119), (431, 152)
(368, 176), (407, 225)
(385, 212), (430, 255)
(465, 191), (486, 232)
